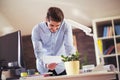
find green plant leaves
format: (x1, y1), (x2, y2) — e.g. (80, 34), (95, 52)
(61, 51), (80, 62)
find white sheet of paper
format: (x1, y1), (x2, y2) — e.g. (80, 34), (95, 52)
(43, 56), (62, 64)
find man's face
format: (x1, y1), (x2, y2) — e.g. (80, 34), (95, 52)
(47, 20), (61, 33)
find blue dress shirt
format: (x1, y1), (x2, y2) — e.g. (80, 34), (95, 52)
(31, 20), (76, 74)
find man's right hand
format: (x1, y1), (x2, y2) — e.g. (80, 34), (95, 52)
(46, 63), (57, 70)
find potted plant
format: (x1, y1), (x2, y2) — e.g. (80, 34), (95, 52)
(61, 51), (80, 75)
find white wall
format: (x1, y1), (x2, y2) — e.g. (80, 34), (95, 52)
(0, 13), (16, 36)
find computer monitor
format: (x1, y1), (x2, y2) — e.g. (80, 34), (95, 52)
(0, 30), (25, 68)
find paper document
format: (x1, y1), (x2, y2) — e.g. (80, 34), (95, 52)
(43, 56), (62, 64)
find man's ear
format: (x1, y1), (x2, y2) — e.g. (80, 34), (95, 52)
(46, 18), (48, 21)
(46, 17), (50, 22)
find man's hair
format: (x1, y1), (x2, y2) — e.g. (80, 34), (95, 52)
(46, 7), (64, 22)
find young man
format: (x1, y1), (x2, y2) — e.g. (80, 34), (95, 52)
(31, 7), (76, 76)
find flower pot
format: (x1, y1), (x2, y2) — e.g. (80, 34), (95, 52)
(64, 61), (80, 75)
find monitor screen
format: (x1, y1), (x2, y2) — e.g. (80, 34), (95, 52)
(0, 30), (25, 68)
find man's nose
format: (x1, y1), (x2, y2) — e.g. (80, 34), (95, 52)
(53, 27), (58, 30)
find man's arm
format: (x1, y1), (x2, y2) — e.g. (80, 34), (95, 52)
(31, 25), (57, 71)
(31, 25), (48, 60)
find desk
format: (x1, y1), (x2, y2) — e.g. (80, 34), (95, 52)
(20, 72), (116, 80)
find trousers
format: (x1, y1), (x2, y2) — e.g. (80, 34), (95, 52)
(48, 70), (66, 76)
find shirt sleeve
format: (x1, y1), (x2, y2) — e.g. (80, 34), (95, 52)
(31, 24), (48, 61)
(64, 23), (76, 55)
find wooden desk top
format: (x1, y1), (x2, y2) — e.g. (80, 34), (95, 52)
(20, 72), (116, 80)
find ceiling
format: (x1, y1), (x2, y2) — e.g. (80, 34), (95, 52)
(0, 0), (120, 35)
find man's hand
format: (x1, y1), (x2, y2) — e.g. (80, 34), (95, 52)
(46, 63), (57, 70)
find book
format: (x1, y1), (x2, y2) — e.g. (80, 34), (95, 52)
(106, 46), (115, 55)
(115, 25), (120, 35)
(117, 43), (120, 53)
(104, 45), (115, 55)
(103, 26), (107, 37)
(104, 47), (110, 55)
(108, 26), (113, 37)
(97, 39), (103, 54)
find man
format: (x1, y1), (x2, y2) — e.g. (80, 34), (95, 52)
(31, 7), (76, 76)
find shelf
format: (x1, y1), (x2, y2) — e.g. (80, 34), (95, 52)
(102, 54), (116, 57)
(98, 36), (114, 40)
(93, 16), (120, 79)
(115, 35), (120, 38)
